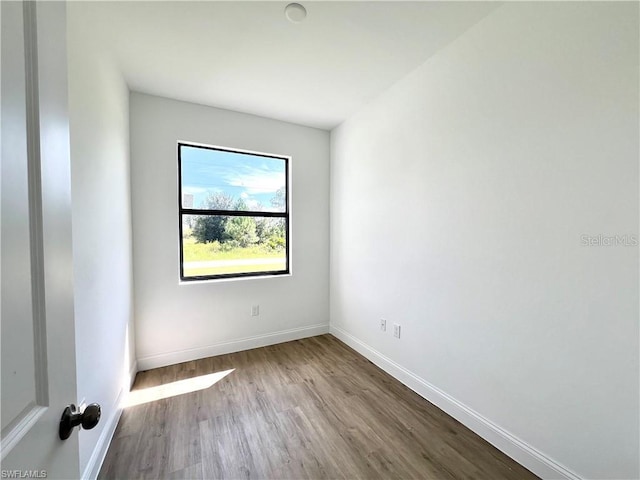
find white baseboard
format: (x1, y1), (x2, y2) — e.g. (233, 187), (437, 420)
(81, 388), (124, 480)
(137, 323), (330, 371)
(330, 325), (581, 480)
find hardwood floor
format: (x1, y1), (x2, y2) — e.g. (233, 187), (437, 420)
(99, 335), (538, 480)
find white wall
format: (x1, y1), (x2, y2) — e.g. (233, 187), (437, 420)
(330, 3), (638, 479)
(67, 5), (136, 477)
(130, 93), (329, 370)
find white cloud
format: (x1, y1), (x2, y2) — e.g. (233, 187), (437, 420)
(182, 186), (208, 195)
(224, 169), (284, 195)
(246, 199), (261, 210)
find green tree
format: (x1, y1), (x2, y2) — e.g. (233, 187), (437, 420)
(255, 218), (268, 243)
(260, 218), (285, 251)
(235, 198), (248, 211)
(192, 192), (234, 243)
(224, 216), (259, 248)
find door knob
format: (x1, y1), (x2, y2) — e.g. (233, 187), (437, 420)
(59, 403), (101, 440)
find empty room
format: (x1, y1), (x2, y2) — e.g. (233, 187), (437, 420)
(1, 1), (638, 479)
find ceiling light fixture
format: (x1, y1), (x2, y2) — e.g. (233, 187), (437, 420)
(285, 3), (307, 23)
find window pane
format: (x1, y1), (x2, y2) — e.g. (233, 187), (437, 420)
(182, 215), (287, 278)
(181, 145), (286, 213)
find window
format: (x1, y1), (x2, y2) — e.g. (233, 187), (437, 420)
(178, 142), (290, 281)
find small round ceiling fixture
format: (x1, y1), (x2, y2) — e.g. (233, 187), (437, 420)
(285, 3), (307, 23)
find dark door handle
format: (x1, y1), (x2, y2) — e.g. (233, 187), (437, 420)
(59, 403), (101, 440)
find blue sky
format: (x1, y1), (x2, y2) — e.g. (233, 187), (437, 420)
(181, 145), (286, 212)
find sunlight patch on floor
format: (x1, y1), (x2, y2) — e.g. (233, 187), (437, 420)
(124, 369), (235, 407)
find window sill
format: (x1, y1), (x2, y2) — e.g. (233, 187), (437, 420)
(178, 272), (292, 286)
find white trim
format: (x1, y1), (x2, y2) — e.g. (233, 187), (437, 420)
(81, 389), (124, 480)
(177, 139), (292, 164)
(24, 0), (49, 409)
(137, 323), (330, 371)
(178, 272), (292, 286)
(330, 325), (582, 480)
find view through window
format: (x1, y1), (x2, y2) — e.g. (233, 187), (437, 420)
(178, 143), (289, 280)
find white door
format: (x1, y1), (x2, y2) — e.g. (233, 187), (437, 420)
(1, 1), (80, 478)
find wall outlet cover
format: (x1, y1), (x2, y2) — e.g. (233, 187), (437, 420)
(393, 324), (401, 338)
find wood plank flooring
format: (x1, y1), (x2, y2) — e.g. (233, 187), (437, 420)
(99, 335), (538, 480)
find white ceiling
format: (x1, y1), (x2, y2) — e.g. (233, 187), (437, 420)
(76, 1), (499, 130)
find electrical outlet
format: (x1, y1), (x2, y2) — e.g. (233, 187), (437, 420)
(393, 324), (401, 339)
(251, 305), (260, 316)
(380, 319), (386, 331)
